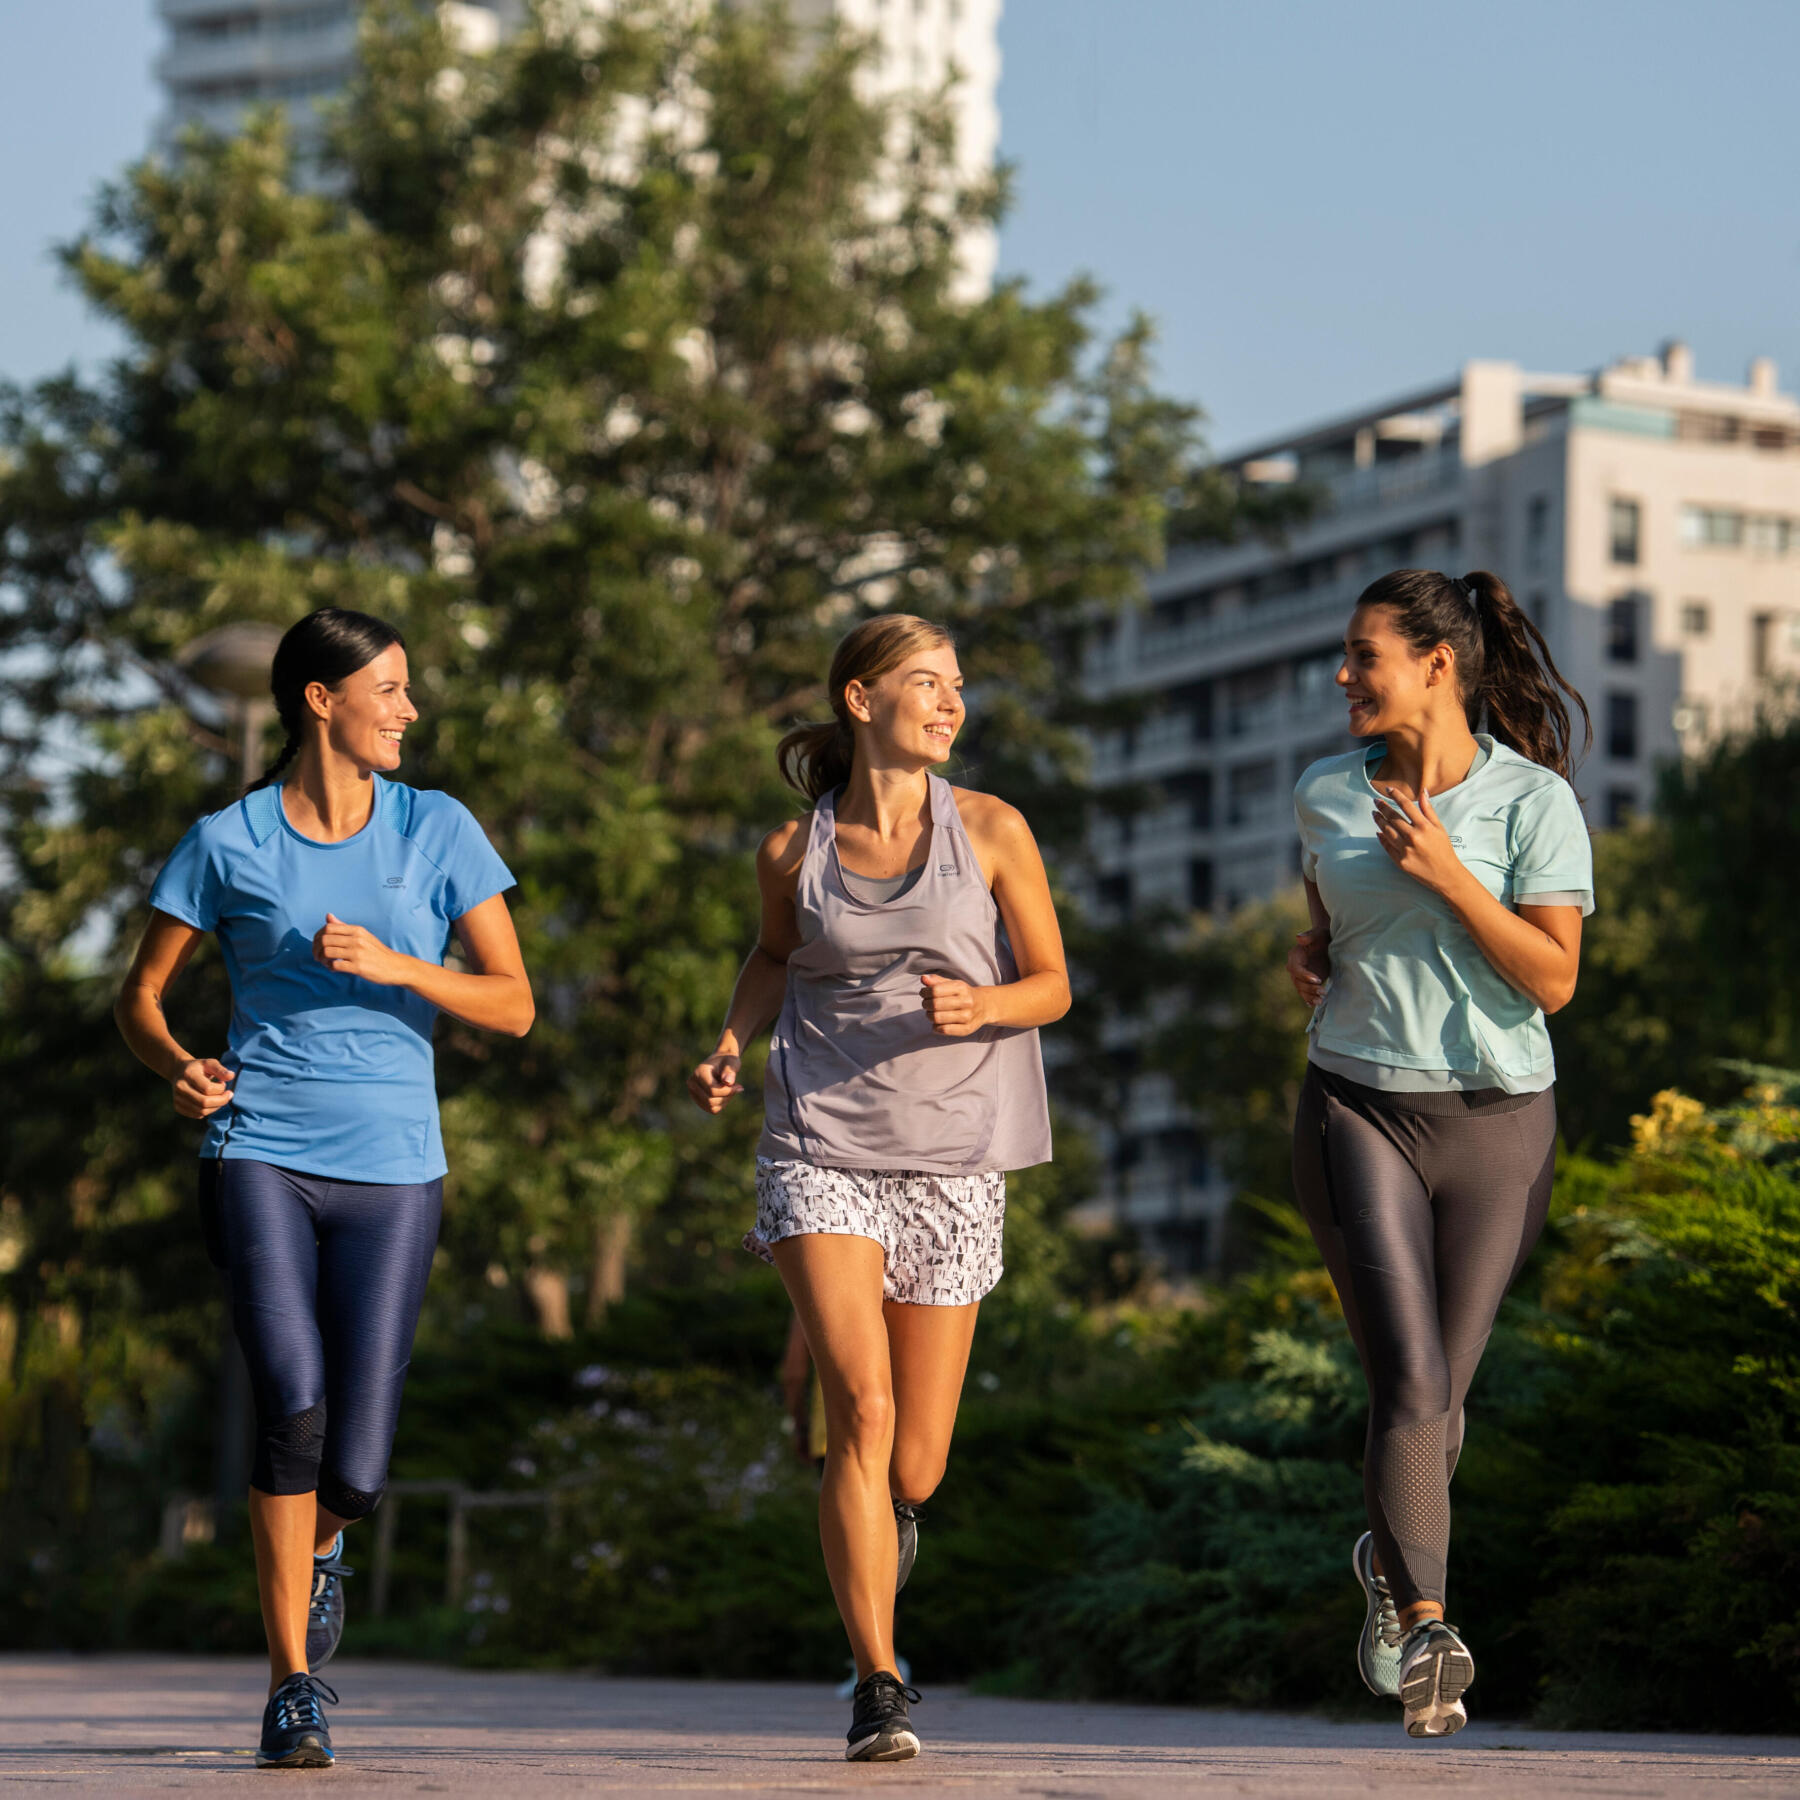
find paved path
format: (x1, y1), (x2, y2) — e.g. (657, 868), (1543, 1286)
(2, 1657), (1796, 1797)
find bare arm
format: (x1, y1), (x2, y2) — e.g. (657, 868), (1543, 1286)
(688, 822), (806, 1114)
(1374, 788), (1583, 1013)
(1286, 876), (1332, 1008)
(312, 892), (535, 1036)
(922, 796), (1071, 1038)
(114, 911), (239, 1118)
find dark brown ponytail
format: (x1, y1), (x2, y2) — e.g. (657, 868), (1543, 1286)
(1357, 568), (1592, 781)
(777, 614), (956, 803)
(245, 606), (407, 792)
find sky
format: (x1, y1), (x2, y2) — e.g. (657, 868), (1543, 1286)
(3, 2), (1798, 452)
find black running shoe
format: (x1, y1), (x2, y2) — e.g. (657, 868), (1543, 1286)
(257, 1673), (337, 1769)
(306, 1531), (352, 1671)
(894, 1501), (921, 1594)
(845, 1670), (921, 1762)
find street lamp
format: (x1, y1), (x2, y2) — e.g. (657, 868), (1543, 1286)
(176, 622), (286, 790)
(173, 620), (285, 1531)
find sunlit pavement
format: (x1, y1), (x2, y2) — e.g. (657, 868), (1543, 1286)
(3, 1656), (1797, 1796)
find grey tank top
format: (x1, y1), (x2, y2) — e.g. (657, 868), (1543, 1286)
(758, 775), (1053, 1175)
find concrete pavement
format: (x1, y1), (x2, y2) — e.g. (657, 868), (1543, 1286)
(2, 1656), (1796, 1796)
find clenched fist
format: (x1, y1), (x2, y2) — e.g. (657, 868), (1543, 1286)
(687, 1049), (744, 1114)
(173, 1057), (235, 1120)
(921, 973), (991, 1038)
(313, 912), (408, 985)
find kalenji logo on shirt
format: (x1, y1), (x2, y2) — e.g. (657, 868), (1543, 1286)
(385, 876), (406, 888)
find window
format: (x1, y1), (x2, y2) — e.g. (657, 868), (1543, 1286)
(1606, 595), (1640, 663)
(1095, 872), (1133, 919)
(1610, 498), (1641, 565)
(1680, 505), (1745, 548)
(1606, 788), (1638, 828)
(1155, 1217), (1212, 1276)
(1530, 590), (1549, 630)
(1606, 692), (1639, 760)
(1672, 698), (1708, 736)
(1187, 859), (1214, 913)
(1525, 495), (1550, 571)
(1226, 759), (1278, 828)
(1162, 769), (1212, 830)
(1747, 516), (1796, 555)
(1680, 600), (1711, 637)
(1292, 650), (1341, 711)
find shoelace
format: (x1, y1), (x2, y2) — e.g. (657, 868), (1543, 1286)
(856, 1673), (922, 1721)
(271, 1675), (338, 1733)
(1372, 1571), (1402, 1649)
(310, 1556), (354, 1619)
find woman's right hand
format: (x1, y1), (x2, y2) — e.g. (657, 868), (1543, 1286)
(173, 1057), (236, 1120)
(687, 1049), (744, 1115)
(1287, 929), (1331, 1009)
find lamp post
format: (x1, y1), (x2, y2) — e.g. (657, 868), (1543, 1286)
(174, 621), (285, 1531)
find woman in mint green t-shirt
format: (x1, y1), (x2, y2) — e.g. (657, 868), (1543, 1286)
(1287, 568), (1593, 1740)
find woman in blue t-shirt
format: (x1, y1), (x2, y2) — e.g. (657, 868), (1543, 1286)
(116, 608), (533, 1769)
(1286, 569), (1592, 1739)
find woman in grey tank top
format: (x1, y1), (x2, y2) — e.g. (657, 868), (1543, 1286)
(688, 615), (1068, 1764)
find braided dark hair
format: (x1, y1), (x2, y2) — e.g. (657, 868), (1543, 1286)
(1356, 568), (1592, 781)
(246, 607), (407, 792)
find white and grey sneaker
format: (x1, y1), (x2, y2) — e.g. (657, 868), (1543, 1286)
(1352, 1532), (1404, 1698)
(894, 1502), (921, 1594)
(1398, 1619), (1474, 1738)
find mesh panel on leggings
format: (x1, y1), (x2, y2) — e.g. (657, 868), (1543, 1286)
(1369, 1415), (1450, 1606)
(253, 1402), (325, 1496)
(317, 1467), (383, 1522)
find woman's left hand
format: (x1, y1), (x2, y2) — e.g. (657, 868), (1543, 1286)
(314, 912), (410, 986)
(921, 973), (992, 1037)
(1373, 786), (1467, 897)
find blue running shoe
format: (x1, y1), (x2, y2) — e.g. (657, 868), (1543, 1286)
(306, 1532), (352, 1671)
(257, 1673), (337, 1769)
(1398, 1619), (1474, 1738)
(1352, 1531), (1403, 1698)
(894, 1502), (921, 1594)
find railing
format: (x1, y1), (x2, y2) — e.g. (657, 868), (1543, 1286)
(1133, 584), (1355, 667)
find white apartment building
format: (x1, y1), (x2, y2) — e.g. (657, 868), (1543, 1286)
(154, 0), (1001, 282)
(1083, 343), (1800, 1271)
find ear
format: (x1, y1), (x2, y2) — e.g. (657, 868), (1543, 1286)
(302, 679), (334, 723)
(1427, 643), (1456, 687)
(843, 679), (874, 725)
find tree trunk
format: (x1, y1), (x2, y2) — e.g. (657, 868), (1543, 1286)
(523, 1266), (573, 1340)
(585, 1211), (632, 1327)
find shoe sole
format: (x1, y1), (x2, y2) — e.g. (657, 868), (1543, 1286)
(847, 1728), (920, 1762)
(255, 1742), (334, 1769)
(1401, 1638), (1474, 1738)
(1351, 1534), (1400, 1700)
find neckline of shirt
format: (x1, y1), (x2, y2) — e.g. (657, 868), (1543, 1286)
(275, 778), (383, 850)
(1358, 734), (1494, 804)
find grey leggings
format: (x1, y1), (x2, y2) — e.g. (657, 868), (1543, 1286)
(1292, 1064), (1556, 1609)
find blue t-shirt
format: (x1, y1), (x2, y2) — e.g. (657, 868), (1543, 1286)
(149, 777), (515, 1183)
(1295, 737), (1594, 1093)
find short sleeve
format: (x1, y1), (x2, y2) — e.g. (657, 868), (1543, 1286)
(148, 819), (227, 932)
(1294, 780), (1321, 882)
(1511, 780), (1595, 916)
(434, 799), (516, 919)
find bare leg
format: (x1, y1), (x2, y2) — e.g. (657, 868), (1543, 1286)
(772, 1234), (899, 1681)
(249, 1489), (317, 1692)
(315, 1502), (350, 1557)
(885, 1298), (980, 1506)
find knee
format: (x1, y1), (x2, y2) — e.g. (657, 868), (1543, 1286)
(317, 1466), (384, 1523)
(251, 1402), (325, 1497)
(888, 1446), (946, 1508)
(830, 1381), (895, 1462)
(1374, 1351), (1451, 1429)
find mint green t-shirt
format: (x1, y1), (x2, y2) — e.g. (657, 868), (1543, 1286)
(1294, 736), (1594, 1093)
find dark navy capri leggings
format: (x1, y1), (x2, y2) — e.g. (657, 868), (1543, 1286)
(199, 1158), (442, 1520)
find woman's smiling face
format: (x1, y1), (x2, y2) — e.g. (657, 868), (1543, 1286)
(850, 643), (966, 766)
(309, 643), (419, 773)
(1336, 603), (1457, 737)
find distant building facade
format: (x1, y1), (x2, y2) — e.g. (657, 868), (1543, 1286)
(1082, 343), (1800, 1270)
(154, 0), (1001, 285)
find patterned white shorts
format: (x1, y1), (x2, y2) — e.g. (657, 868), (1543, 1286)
(745, 1158), (1007, 1307)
